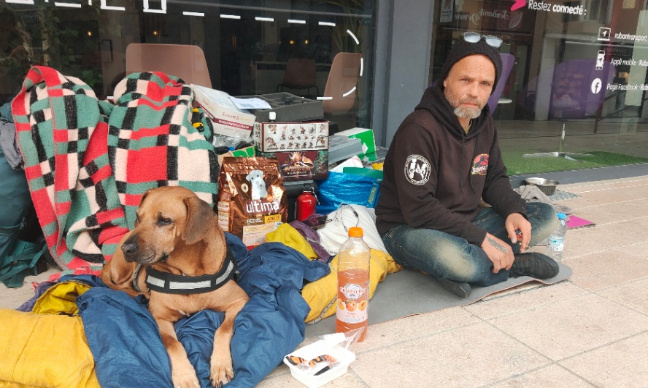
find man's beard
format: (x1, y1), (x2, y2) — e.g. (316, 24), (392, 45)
(453, 105), (482, 119)
(445, 88), (484, 119)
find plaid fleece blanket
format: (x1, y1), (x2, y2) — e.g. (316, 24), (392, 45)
(11, 66), (218, 275)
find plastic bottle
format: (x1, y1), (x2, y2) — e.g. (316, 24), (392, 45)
(547, 212), (567, 261)
(336, 226), (371, 342)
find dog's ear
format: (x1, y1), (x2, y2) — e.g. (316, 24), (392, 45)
(139, 188), (155, 206)
(182, 196), (214, 244)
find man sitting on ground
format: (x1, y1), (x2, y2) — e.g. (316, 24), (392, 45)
(376, 33), (559, 298)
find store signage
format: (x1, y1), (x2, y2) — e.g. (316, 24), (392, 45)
(596, 51), (605, 70)
(592, 28), (648, 96)
(607, 84), (648, 91)
(505, 0), (648, 100)
(591, 79), (602, 94)
(511, 0), (526, 11)
(611, 58), (638, 66)
(598, 27), (612, 41)
(526, 0), (587, 15)
(613, 33), (648, 42)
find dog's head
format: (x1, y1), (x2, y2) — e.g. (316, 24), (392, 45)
(121, 186), (215, 265)
(246, 170), (264, 183)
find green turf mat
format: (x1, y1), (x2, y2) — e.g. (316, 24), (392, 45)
(503, 151), (648, 175)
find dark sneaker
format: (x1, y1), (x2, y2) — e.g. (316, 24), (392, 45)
(438, 278), (472, 298)
(510, 253), (559, 279)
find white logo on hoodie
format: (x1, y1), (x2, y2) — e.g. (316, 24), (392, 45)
(404, 155), (431, 185)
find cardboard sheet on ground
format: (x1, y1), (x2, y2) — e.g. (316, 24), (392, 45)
(305, 262), (572, 338)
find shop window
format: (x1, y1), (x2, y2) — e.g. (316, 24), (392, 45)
(0, 0), (375, 132)
(430, 0), (648, 173)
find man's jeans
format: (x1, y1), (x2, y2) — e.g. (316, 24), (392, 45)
(381, 202), (557, 287)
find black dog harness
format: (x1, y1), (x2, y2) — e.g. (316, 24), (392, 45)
(143, 247), (238, 294)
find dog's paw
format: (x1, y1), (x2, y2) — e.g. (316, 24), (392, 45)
(210, 356), (234, 387)
(171, 368), (200, 388)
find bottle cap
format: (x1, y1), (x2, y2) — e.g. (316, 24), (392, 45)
(268, 111), (276, 121)
(557, 212), (566, 219)
(348, 226), (364, 237)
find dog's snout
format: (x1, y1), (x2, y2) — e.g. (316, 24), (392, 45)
(121, 236), (139, 262)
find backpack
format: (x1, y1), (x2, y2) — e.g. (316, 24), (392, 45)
(0, 146), (47, 288)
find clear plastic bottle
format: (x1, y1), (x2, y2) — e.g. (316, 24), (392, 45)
(547, 212), (567, 261)
(336, 226), (370, 342)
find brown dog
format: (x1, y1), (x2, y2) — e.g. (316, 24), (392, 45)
(100, 186), (249, 388)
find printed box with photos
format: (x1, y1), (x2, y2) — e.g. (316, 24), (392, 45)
(258, 150), (329, 182)
(253, 121), (329, 153)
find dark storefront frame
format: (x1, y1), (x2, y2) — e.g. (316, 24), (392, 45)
(1, 0), (648, 178)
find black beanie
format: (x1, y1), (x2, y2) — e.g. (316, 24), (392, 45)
(437, 38), (502, 95)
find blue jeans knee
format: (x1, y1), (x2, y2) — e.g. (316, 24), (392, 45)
(381, 225), (508, 287)
(473, 202), (557, 251)
(380, 202), (556, 286)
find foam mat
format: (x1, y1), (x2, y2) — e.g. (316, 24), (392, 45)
(305, 262), (572, 338)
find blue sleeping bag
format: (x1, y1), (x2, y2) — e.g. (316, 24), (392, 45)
(77, 233), (330, 387)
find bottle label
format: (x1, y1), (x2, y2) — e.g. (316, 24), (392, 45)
(341, 283), (365, 300)
(337, 269), (369, 324)
(337, 286), (368, 323)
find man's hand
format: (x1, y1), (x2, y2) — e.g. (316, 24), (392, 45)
(481, 233), (515, 273)
(506, 213), (532, 252)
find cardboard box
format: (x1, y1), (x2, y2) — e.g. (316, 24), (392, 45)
(253, 121), (329, 152)
(258, 150), (329, 182)
(333, 128), (376, 157)
(192, 84), (256, 138)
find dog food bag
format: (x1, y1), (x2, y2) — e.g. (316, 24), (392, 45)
(218, 157), (288, 248)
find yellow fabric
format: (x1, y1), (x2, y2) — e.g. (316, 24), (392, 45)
(302, 248), (401, 323)
(265, 223), (318, 260)
(0, 309), (100, 388)
(32, 281), (92, 315)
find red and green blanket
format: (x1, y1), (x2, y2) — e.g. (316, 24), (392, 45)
(11, 66), (218, 276)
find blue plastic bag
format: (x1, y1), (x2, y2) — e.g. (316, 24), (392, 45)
(316, 171), (382, 214)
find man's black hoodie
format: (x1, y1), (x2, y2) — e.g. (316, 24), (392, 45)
(375, 85), (526, 246)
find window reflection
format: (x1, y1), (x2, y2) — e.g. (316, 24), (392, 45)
(0, 0), (374, 131)
(431, 0), (648, 167)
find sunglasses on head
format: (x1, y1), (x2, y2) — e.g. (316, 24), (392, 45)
(462, 32), (502, 48)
